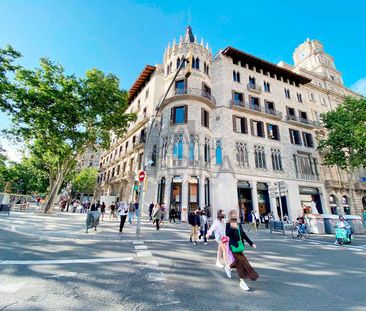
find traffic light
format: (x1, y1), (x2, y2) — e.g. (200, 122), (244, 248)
(185, 50), (193, 78)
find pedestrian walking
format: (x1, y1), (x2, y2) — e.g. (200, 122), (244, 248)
(100, 202), (106, 221)
(96, 200), (101, 210)
(149, 202), (154, 221)
(264, 214), (269, 229)
(199, 210), (209, 245)
(152, 204), (162, 230)
(169, 207), (178, 223)
(226, 210), (259, 291)
(134, 201), (139, 220)
(110, 202), (117, 220)
(118, 201), (128, 233)
(206, 209), (231, 277)
(128, 202), (135, 224)
(160, 204), (166, 227)
(248, 211), (258, 233)
(188, 210), (200, 245)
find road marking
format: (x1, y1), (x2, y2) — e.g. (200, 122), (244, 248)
(146, 272), (166, 282)
(0, 257), (133, 265)
(46, 272), (78, 278)
(133, 240), (144, 245)
(134, 245), (148, 250)
(136, 251), (153, 257)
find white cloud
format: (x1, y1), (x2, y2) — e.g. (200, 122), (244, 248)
(351, 77), (366, 96)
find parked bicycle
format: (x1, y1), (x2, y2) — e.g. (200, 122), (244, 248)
(291, 221), (310, 239)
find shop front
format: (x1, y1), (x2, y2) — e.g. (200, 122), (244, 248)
(299, 186), (323, 214)
(188, 176), (199, 212)
(170, 176), (182, 219)
(257, 182), (271, 217)
(237, 181), (252, 223)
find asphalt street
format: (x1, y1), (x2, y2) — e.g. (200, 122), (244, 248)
(0, 212), (366, 311)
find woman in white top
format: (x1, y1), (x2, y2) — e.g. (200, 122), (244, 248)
(206, 210), (230, 277)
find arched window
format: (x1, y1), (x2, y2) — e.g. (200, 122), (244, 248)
(195, 57), (200, 69)
(233, 70), (236, 81)
(181, 58), (186, 68)
(342, 195), (350, 215)
(329, 195), (338, 215)
(215, 139), (222, 165)
(172, 133), (184, 166)
(192, 57), (196, 69)
(176, 57), (181, 69)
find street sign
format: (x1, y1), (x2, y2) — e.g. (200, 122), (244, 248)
(138, 171), (145, 182)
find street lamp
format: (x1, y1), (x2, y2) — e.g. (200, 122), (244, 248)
(136, 54), (192, 234)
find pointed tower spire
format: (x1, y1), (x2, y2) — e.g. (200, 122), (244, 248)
(206, 42), (209, 50)
(184, 25), (195, 43)
(173, 38), (176, 45)
(179, 35), (183, 43)
(200, 38), (204, 46)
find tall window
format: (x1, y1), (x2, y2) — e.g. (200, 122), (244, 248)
(250, 96), (260, 109)
(289, 129), (302, 145)
(130, 158), (134, 172)
(204, 178), (210, 208)
(254, 145), (267, 169)
(232, 116), (247, 134)
(271, 148), (283, 171)
(284, 88), (291, 99)
(175, 79), (185, 93)
(204, 137), (211, 164)
(263, 81), (271, 92)
(138, 153), (143, 170)
(293, 153), (319, 180)
(171, 105), (187, 124)
(176, 57), (181, 69)
(302, 132), (314, 147)
(215, 139), (223, 165)
(249, 76), (256, 86)
(189, 133), (199, 167)
(233, 71), (240, 82)
(267, 124), (280, 140)
(250, 120), (265, 137)
(172, 133), (184, 165)
(151, 145), (157, 167)
(297, 92), (303, 103)
(204, 62), (209, 75)
(233, 91), (244, 103)
(201, 108), (210, 128)
(193, 57), (200, 69)
(236, 141), (249, 168)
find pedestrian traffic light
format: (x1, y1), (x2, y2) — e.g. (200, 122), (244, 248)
(134, 185), (139, 191)
(185, 51), (193, 78)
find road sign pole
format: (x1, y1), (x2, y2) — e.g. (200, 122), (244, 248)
(136, 180), (143, 234)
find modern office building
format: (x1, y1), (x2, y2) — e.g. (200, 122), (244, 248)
(96, 26), (365, 221)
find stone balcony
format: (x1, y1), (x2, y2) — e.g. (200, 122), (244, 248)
(325, 179), (344, 189)
(247, 83), (262, 94)
(286, 115), (321, 129)
(230, 100), (282, 120)
(163, 87), (216, 108)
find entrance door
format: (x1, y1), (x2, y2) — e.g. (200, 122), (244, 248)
(276, 196), (288, 220)
(170, 182), (182, 219)
(237, 187), (252, 223)
(188, 178), (199, 212)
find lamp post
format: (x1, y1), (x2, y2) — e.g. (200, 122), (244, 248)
(136, 54), (192, 234)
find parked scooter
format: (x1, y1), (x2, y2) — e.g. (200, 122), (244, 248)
(335, 227), (352, 245)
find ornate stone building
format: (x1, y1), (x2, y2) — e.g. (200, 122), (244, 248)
(96, 26), (365, 221)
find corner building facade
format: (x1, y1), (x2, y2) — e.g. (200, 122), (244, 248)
(96, 27), (366, 222)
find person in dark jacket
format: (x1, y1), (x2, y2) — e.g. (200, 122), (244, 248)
(148, 202), (154, 221)
(226, 210), (259, 291)
(169, 207), (178, 223)
(188, 210), (200, 245)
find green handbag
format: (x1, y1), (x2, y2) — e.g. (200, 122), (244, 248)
(230, 226), (245, 253)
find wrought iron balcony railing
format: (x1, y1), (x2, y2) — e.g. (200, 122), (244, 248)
(173, 87), (216, 104)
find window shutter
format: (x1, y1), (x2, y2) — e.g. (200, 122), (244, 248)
(207, 111), (210, 128)
(261, 122), (265, 138)
(232, 115), (237, 132)
(201, 108), (204, 126)
(276, 125), (281, 140)
(266, 123), (270, 138)
(240, 117), (246, 134)
(184, 105), (188, 123)
(250, 120), (254, 135)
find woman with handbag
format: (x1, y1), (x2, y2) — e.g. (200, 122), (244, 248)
(226, 210), (259, 291)
(206, 210), (231, 278)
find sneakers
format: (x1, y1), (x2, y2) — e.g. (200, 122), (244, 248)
(240, 279), (250, 291)
(216, 261), (224, 268)
(194, 241), (197, 245)
(224, 265), (232, 278)
(204, 242), (208, 245)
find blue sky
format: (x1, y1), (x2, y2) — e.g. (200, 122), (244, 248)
(1, 0), (366, 159)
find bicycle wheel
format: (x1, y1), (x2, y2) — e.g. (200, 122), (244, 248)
(303, 228), (310, 239)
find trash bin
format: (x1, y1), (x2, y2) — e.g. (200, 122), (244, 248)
(344, 215), (365, 234)
(323, 214), (339, 234)
(305, 214), (325, 234)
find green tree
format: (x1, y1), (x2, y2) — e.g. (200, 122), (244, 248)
(0, 45), (135, 212)
(71, 167), (98, 193)
(318, 96), (366, 210)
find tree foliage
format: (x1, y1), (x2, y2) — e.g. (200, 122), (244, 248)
(71, 167), (98, 193)
(318, 96), (366, 170)
(0, 45), (135, 212)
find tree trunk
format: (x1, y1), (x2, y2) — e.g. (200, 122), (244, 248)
(348, 168), (354, 215)
(44, 173), (64, 213)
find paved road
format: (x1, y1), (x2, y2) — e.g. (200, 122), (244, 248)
(1, 213), (366, 311)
